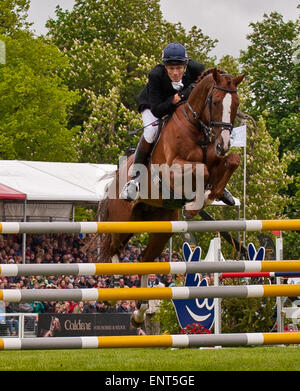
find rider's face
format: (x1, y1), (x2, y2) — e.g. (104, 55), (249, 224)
(165, 64), (185, 82)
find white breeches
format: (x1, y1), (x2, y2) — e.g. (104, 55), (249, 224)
(142, 109), (159, 143)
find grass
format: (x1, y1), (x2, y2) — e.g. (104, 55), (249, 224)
(1, 346), (300, 371)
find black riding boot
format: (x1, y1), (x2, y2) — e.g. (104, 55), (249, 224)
(219, 188), (235, 206)
(120, 136), (153, 201)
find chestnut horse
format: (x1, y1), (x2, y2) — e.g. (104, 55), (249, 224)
(98, 68), (244, 326)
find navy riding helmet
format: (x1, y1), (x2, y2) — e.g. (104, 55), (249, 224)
(162, 43), (188, 65)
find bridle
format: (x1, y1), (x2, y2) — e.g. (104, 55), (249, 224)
(182, 82), (237, 163)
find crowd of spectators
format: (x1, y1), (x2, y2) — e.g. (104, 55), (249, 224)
(0, 233), (180, 322)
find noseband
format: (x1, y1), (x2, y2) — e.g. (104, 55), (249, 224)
(206, 85), (237, 131)
(182, 83), (237, 162)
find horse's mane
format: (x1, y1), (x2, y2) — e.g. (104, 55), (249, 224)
(195, 68), (228, 84)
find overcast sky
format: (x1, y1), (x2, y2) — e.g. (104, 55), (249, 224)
(27, 0), (299, 59)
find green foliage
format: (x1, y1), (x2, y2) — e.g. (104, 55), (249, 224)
(74, 206), (97, 222)
(221, 295), (276, 333)
(239, 11), (300, 200)
(283, 231), (300, 259)
(76, 86), (142, 163)
(153, 299), (180, 335)
(0, 0), (32, 35)
(217, 55), (240, 75)
(240, 12), (299, 122)
(0, 32), (80, 161)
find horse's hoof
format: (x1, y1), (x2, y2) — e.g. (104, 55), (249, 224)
(183, 212), (192, 219)
(219, 188), (235, 206)
(130, 317), (144, 328)
(183, 208), (192, 219)
(183, 207), (199, 219)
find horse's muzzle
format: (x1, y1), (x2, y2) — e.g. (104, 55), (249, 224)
(216, 141), (227, 157)
(216, 129), (231, 156)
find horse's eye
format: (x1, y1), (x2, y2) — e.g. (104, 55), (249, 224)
(213, 101), (218, 107)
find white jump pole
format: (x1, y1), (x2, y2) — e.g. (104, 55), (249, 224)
(276, 234), (284, 333)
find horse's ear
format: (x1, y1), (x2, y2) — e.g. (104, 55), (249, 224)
(212, 68), (221, 84)
(233, 73), (245, 86)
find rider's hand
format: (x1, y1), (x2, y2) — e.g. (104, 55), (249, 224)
(172, 93), (181, 105)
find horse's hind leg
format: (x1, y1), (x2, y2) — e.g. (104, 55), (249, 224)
(141, 232), (174, 262)
(131, 232), (174, 329)
(110, 233), (134, 288)
(131, 209), (178, 330)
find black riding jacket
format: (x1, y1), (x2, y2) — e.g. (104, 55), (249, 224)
(137, 59), (205, 118)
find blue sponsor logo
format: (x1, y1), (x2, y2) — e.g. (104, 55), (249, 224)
(172, 242), (215, 330)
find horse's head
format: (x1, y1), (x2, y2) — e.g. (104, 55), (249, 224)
(50, 316), (61, 332)
(190, 68), (245, 157)
(208, 69), (244, 156)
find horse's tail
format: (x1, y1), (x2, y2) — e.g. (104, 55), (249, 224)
(97, 197), (109, 221)
(80, 197), (112, 262)
(97, 197), (113, 263)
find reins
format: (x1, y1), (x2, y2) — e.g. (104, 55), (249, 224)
(128, 119), (160, 135)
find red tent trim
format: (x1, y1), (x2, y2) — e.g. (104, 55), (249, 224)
(0, 184), (26, 200)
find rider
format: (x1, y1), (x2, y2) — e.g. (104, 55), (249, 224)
(120, 42), (235, 206)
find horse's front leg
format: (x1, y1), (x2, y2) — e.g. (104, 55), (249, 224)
(207, 152), (240, 203)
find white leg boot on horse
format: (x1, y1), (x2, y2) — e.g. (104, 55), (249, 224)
(131, 275), (149, 328)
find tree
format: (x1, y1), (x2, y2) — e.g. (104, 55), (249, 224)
(240, 12), (299, 124)
(0, 0), (31, 35)
(0, 32), (80, 161)
(240, 11), (300, 197)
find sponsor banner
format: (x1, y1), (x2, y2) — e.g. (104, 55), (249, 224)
(38, 313), (138, 337)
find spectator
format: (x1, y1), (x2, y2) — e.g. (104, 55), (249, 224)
(162, 274), (175, 287)
(5, 300), (19, 336)
(0, 232), (184, 317)
(43, 301), (56, 313)
(73, 301), (85, 314)
(86, 277), (96, 288)
(30, 301), (45, 314)
(127, 274), (141, 288)
(119, 278), (129, 288)
(83, 301), (96, 313)
(117, 301), (130, 313)
(76, 276), (87, 288)
(145, 274), (165, 335)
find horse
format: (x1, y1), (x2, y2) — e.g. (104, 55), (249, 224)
(98, 68), (245, 327)
(40, 316), (61, 337)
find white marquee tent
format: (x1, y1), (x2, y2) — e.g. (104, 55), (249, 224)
(0, 160), (117, 221)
